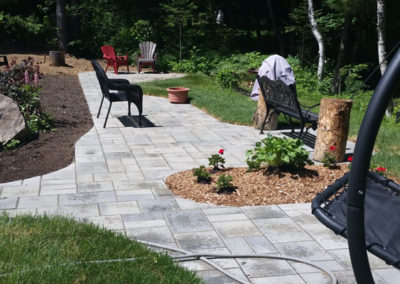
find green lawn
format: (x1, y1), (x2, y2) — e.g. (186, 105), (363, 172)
(0, 214), (201, 283)
(141, 74), (400, 178)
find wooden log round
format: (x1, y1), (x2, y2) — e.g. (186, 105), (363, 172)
(253, 89), (278, 130)
(313, 98), (353, 162)
(49, 51), (65, 66)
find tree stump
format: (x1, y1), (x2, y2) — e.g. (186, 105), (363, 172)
(253, 89), (278, 131)
(313, 98), (353, 162)
(49, 51), (65, 66)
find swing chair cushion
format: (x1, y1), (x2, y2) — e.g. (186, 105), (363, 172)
(312, 172), (400, 267)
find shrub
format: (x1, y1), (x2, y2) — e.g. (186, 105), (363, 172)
(216, 174), (234, 193)
(193, 166), (211, 183)
(215, 69), (240, 89)
(208, 149), (225, 170)
(246, 135), (312, 171)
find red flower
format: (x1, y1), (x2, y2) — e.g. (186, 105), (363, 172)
(347, 156), (353, 162)
(376, 167), (387, 172)
(218, 149), (224, 155)
(329, 146), (336, 151)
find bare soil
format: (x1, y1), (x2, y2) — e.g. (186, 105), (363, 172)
(166, 165), (349, 206)
(0, 54), (94, 183)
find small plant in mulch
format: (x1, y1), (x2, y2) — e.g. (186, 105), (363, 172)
(322, 146), (339, 169)
(192, 165), (211, 183)
(208, 148), (225, 171)
(246, 136), (312, 172)
(347, 156), (353, 169)
(374, 166), (387, 177)
(216, 174), (235, 193)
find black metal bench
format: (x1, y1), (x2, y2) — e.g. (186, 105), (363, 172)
(91, 60), (143, 128)
(257, 75), (319, 136)
(0, 56), (8, 67)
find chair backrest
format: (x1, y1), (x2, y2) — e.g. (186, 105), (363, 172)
(91, 60), (110, 99)
(101, 45), (117, 61)
(139, 41), (156, 59)
(257, 75), (303, 119)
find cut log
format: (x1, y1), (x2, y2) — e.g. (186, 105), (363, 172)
(253, 89), (278, 131)
(313, 98), (353, 162)
(49, 51), (65, 66)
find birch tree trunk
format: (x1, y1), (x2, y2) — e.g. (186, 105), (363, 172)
(307, 0), (325, 81)
(377, 0), (393, 116)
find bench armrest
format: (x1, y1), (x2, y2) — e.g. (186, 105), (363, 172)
(300, 102), (320, 110)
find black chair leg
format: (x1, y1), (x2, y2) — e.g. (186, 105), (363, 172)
(299, 121), (305, 138)
(97, 96), (105, 118)
(103, 102), (112, 128)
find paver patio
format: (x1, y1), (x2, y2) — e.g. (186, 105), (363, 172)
(0, 71), (399, 283)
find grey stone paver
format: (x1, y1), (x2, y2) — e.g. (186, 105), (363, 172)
(0, 71), (395, 283)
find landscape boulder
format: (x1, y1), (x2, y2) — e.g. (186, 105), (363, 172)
(0, 94), (28, 145)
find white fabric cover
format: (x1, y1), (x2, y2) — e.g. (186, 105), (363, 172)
(251, 54), (295, 101)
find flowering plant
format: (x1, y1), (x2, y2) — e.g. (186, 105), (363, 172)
(322, 146), (337, 169)
(375, 166), (387, 176)
(347, 156), (353, 169)
(208, 149), (225, 170)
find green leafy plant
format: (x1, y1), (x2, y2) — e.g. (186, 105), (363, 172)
(208, 149), (225, 170)
(2, 139), (21, 150)
(215, 69), (240, 89)
(192, 165), (211, 183)
(322, 146), (337, 169)
(216, 174), (234, 193)
(246, 136), (312, 171)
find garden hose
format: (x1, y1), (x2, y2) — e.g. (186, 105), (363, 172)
(0, 239), (337, 284)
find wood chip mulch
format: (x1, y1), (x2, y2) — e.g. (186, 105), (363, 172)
(165, 165), (349, 206)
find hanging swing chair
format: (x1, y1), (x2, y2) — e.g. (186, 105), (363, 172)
(312, 48), (400, 284)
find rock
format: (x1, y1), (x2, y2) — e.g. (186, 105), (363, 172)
(0, 94), (28, 145)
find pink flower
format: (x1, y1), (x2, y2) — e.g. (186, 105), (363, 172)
(376, 167), (387, 172)
(347, 156), (353, 162)
(34, 72), (38, 85)
(24, 70), (29, 84)
(218, 149), (224, 155)
(329, 146), (336, 151)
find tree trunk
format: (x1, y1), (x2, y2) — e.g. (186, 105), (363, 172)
(267, 0), (286, 56)
(56, 0), (67, 52)
(313, 98), (353, 162)
(331, 13), (352, 94)
(307, 0), (325, 80)
(377, 0), (393, 116)
(253, 89), (278, 131)
(49, 51), (65, 66)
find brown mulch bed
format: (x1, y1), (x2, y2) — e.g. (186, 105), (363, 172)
(0, 74), (93, 183)
(166, 165), (349, 206)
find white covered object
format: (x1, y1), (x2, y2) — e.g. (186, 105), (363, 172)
(251, 54), (295, 100)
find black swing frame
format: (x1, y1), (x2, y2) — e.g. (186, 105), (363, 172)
(312, 48), (400, 283)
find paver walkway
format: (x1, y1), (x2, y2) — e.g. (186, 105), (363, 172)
(0, 71), (398, 283)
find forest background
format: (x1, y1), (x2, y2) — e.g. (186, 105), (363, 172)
(1, 0), (400, 93)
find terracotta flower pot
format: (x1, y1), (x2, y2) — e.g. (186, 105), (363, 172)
(167, 87), (189, 103)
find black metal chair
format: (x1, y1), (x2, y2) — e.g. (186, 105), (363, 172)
(91, 60), (143, 128)
(0, 56), (8, 67)
(312, 48), (400, 283)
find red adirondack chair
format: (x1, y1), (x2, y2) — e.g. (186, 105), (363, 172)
(101, 45), (129, 74)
